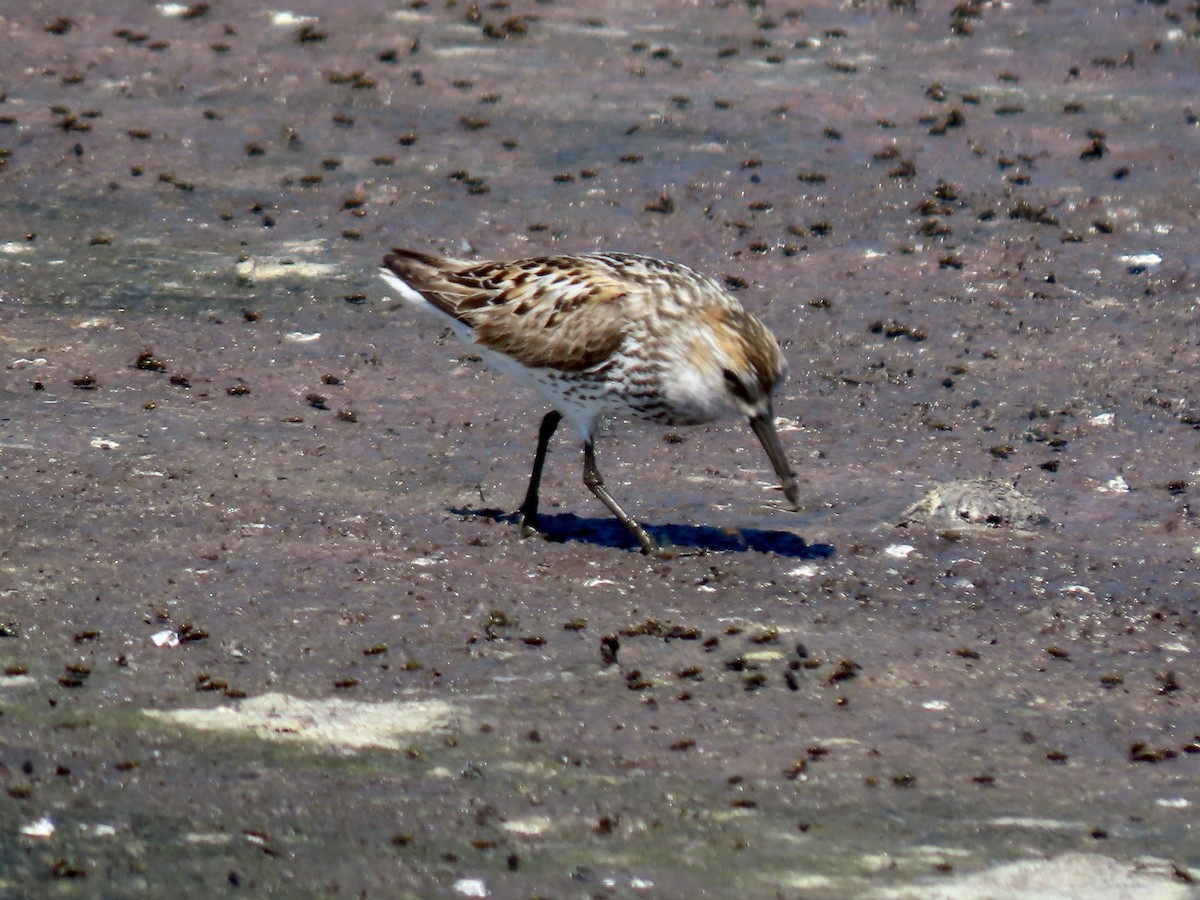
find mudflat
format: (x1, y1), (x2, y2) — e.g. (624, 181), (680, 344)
(1, 2), (1198, 896)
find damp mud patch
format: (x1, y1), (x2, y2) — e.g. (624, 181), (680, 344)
(875, 852), (1195, 900)
(144, 692), (458, 751)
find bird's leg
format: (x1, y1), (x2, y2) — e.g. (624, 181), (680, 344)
(518, 410), (563, 537)
(582, 440), (662, 556)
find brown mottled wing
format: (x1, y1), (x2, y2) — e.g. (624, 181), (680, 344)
(381, 248), (479, 320)
(444, 257), (632, 372)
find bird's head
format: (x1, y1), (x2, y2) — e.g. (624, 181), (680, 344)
(685, 308), (800, 510)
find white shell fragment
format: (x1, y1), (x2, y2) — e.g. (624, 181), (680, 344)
(1118, 252), (1162, 268)
(20, 817), (56, 839)
(452, 878), (488, 897)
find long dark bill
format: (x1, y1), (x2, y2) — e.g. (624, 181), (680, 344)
(749, 412), (801, 510)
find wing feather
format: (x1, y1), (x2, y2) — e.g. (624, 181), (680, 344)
(384, 249), (632, 372)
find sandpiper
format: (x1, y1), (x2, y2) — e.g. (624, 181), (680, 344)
(380, 248), (800, 556)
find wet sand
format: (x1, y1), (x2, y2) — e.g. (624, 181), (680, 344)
(1, 1), (1198, 896)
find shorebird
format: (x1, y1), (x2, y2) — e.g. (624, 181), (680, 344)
(380, 248), (800, 556)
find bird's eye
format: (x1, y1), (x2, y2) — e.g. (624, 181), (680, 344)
(722, 369), (749, 401)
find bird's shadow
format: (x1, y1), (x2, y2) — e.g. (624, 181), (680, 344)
(450, 507), (835, 559)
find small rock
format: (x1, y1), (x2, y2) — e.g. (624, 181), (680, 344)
(900, 478), (1049, 531)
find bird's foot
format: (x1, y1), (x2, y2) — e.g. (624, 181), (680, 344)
(631, 532), (707, 559)
(517, 511), (542, 539)
(648, 544), (707, 560)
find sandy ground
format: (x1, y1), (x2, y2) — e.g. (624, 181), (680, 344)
(1, 0), (1199, 896)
